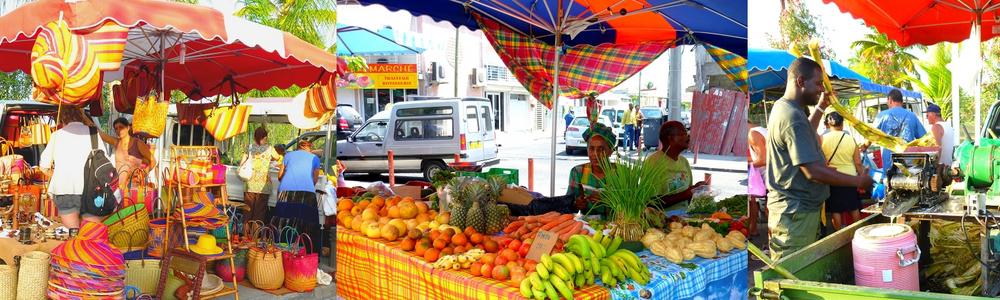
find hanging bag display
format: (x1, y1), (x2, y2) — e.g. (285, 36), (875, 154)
(132, 94), (168, 138)
(16, 117), (32, 148)
(283, 234), (318, 292)
(305, 75), (337, 115)
(124, 234), (161, 296)
(204, 104), (252, 141)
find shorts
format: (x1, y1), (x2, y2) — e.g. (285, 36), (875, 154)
(53, 194), (81, 215)
(825, 186), (860, 213)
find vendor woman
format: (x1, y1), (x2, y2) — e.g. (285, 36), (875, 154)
(647, 121), (705, 210)
(509, 123), (616, 216)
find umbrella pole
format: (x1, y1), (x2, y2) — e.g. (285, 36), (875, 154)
(975, 15), (983, 143)
(549, 29), (561, 197)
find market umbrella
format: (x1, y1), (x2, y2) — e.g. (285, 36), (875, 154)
(821, 0), (992, 141)
(0, 0), (338, 99)
(336, 24), (423, 56)
(351, 0), (747, 195)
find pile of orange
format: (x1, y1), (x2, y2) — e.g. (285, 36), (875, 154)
(337, 195), (442, 242)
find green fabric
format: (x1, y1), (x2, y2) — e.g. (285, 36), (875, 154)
(766, 99), (830, 212)
(583, 123), (617, 151)
(647, 151), (693, 196)
(767, 199), (821, 261)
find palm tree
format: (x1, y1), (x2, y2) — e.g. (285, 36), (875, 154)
(851, 32), (925, 89)
(235, 0), (337, 49)
(907, 44), (953, 119)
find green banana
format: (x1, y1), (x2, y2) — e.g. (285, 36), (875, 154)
(531, 287), (547, 300)
(626, 266), (644, 283)
(574, 273), (585, 288)
(529, 272), (545, 291)
(606, 236), (622, 254)
(592, 230), (603, 245)
(543, 281), (559, 300)
(600, 235), (611, 248)
(551, 253), (577, 274)
(600, 265), (612, 285)
(566, 276), (575, 291)
(600, 259), (621, 278)
(536, 262), (551, 280)
(587, 236), (606, 258)
(550, 275), (574, 300)
(564, 253), (585, 273)
(568, 235), (592, 258)
(586, 269), (595, 286)
(612, 252), (640, 272)
(541, 253), (555, 270)
(552, 263), (572, 281)
(590, 256), (600, 273)
(520, 278), (534, 298)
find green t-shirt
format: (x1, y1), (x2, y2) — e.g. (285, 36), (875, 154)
(766, 99), (830, 212)
(647, 151), (693, 196)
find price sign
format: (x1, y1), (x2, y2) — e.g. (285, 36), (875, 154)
(525, 230), (558, 262)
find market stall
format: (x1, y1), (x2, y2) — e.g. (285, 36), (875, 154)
(0, 0), (343, 299)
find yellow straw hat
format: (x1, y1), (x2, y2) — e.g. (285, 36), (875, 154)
(189, 234), (223, 255)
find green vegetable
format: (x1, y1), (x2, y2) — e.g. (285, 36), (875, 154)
(718, 195), (748, 217)
(687, 194), (717, 215)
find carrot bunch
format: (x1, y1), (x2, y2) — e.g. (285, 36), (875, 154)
(503, 212), (588, 243)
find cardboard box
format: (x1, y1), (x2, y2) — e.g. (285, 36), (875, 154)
(391, 185), (424, 200)
(500, 187), (533, 205)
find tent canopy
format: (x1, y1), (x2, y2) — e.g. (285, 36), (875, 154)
(749, 48), (922, 103)
(336, 24), (423, 56)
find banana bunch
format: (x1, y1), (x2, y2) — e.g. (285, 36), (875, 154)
(519, 252), (587, 300)
(431, 249), (485, 270)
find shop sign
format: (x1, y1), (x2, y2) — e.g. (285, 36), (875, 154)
(342, 64), (418, 89)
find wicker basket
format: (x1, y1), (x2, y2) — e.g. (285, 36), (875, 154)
(0, 264), (16, 300)
(16, 251), (49, 300)
(124, 258), (161, 295)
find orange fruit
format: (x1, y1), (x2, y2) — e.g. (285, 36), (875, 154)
(480, 264), (494, 279)
(388, 206), (401, 218)
(491, 265), (510, 281)
(469, 233), (484, 245)
(435, 212), (451, 224)
(451, 233), (468, 246)
(463, 226), (476, 236)
(388, 197), (401, 207)
(470, 262), (483, 276)
(379, 206), (389, 217)
(442, 228), (456, 238)
(429, 229), (441, 241)
(424, 248), (440, 262)
(482, 239), (499, 253)
(480, 253), (497, 265)
(453, 245), (466, 254)
(433, 238), (448, 250)
(500, 249), (519, 261)
(400, 238), (416, 251)
(372, 196), (386, 208)
(415, 238), (432, 255)
(415, 213), (431, 224)
(337, 200), (354, 212)
(507, 240), (521, 251)
(357, 200), (371, 208)
(441, 247), (454, 256)
(415, 202), (429, 214)
(399, 203), (418, 219)
(407, 229), (423, 240)
(495, 256), (508, 267)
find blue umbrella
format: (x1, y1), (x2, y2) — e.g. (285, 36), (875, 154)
(749, 48), (921, 103)
(337, 24), (423, 56)
(352, 0), (747, 194)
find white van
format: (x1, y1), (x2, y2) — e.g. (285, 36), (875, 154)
(336, 97), (500, 179)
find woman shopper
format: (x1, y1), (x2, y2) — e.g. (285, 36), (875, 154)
(243, 127), (282, 222)
(97, 117), (155, 190)
(276, 139), (322, 252)
(820, 112), (863, 231)
(40, 108), (111, 229)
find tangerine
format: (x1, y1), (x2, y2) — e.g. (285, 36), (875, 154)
(400, 238), (416, 251)
(470, 262), (483, 276)
(441, 247), (454, 256)
(423, 248), (440, 262)
(415, 238), (432, 256)
(500, 249), (519, 261)
(469, 233), (484, 245)
(433, 238), (448, 250)
(451, 233), (468, 246)
(388, 206), (401, 218)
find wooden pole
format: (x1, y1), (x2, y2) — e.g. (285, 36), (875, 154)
(388, 150), (395, 186)
(528, 158), (534, 191)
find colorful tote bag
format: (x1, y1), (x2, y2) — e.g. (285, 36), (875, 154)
(203, 105), (252, 141)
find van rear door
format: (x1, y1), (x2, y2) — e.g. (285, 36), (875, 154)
(479, 103), (499, 161)
(462, 104), (486, 162)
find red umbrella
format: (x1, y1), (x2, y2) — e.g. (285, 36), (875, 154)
(823, 0), (988, 140)
(0, 0), (338, 99)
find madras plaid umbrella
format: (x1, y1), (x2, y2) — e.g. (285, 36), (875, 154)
(354, 0), (747, 194)
(704, 43), (748, 93)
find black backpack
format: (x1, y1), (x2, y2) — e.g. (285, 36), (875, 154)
(81, 126), (118, 217)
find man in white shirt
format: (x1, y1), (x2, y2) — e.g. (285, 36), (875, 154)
(40, 107), (111, 229)
(923, 103), (954, 175)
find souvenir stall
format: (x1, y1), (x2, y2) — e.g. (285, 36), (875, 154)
(0, 0), (341, 299)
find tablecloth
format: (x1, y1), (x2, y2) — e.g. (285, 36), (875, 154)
(335, 227), (611, 300)
(608, 249), (748, 300)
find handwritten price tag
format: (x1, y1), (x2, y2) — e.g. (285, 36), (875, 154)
(525, 230), (557, 262)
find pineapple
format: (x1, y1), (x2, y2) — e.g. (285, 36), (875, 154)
(448, 180), (469, 228)
(485, 205), (505, 234)
(466, 183), (488, 233)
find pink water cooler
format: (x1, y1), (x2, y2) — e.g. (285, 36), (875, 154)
(852, 223), (920, 291)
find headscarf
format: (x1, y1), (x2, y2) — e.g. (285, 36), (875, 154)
(583, 122), (617, 151)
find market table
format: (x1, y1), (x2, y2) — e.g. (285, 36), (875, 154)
(336, 227), (611, 300)
(0, 238), (62, 265)
(608, 249), (747, 299)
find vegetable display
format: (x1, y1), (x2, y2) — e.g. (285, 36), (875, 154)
(641, 222), (746, 264)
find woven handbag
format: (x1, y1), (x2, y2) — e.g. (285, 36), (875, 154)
(203, 104), (252, 141)
(132, 94), (168, 138)
(276, 225), (299, 252)
(283, 234), (318, 292)
(104, 171), (150, 249)
(215, 247), (248, 283)
(124, 247), (161, 295)
(0, 264), (15, 300)
(16, 251), (49, 300)
(146, 217), (167, 258)
(247, 226), (284, 290)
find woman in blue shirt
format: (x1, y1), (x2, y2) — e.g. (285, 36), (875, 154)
(276, 139), (323, 252)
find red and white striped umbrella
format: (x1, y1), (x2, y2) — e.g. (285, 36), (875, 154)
(0, 0), (338, 102)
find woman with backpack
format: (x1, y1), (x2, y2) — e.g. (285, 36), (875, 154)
(241, 126), (282, 222)
(820, 112), (863, 231)
(40, 107), (112, 229)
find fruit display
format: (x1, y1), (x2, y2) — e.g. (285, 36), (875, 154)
(519, 232), (650, 299)
(407, 226), (488, 263)
(642, 222), (746, 264)
(448, 176), (512, 235)
(432, 248), (485, 270)
(504, 212), (589, 244)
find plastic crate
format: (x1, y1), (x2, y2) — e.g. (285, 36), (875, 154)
(456, 168), (519, 185)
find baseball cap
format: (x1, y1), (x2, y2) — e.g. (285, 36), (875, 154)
(924, 103), (941, 114)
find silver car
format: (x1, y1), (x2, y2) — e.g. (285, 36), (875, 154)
(565, 116), (613, 155)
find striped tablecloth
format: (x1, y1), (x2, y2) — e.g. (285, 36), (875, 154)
(335, 227), (611, 300)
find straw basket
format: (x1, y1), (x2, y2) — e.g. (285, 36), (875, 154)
(0, 264), (16, 300)
(16, 251), (49, 300)
(124, 257), (161, 295)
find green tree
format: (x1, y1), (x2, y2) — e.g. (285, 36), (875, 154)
(235, 0), (337, 49)
(767, 1), (835, 59)
(906, 44), (953, 119)
(849, 31), (924, 89)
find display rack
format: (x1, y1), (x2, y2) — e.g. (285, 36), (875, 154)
(157, 146), (239, 299)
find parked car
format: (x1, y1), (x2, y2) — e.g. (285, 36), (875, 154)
(640, 106), (666, 150)
(565, 116), (613, 155)
(337, 97), (500, 179)
(336, 104), (363, 140)
(0, 101), (99, 167)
